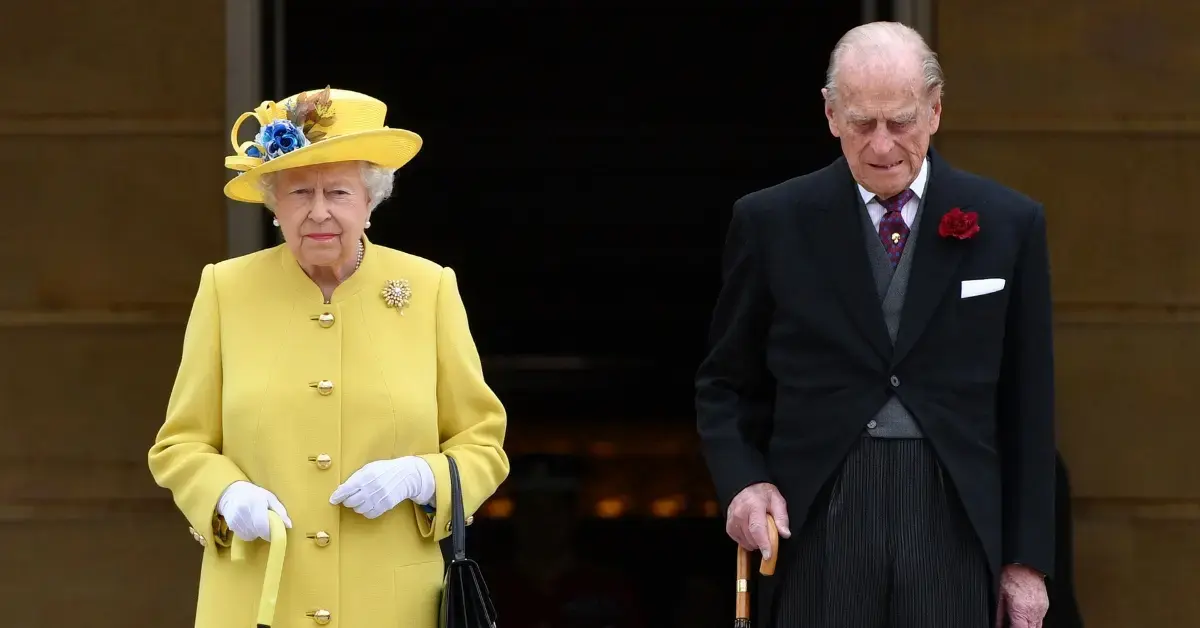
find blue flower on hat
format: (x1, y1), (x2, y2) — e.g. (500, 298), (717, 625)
(256, 120), (309, 160)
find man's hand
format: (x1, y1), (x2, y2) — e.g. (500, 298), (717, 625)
(995, 564), (1049, 628)
(725, 482), (792, 559)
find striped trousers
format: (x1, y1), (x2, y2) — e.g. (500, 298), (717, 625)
(772, 437), (991, 628)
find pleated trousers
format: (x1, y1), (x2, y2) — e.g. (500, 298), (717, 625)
(772, 437), (992, 628)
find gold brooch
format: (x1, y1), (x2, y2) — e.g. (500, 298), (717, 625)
(381, 279), (412, 313)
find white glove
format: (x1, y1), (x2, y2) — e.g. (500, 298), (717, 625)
(330, 456), (435, 519)
(216, 481), (293, 542)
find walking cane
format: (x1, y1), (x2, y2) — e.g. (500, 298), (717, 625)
(734, 514), (779, 628)
(230, 511), (289, 628)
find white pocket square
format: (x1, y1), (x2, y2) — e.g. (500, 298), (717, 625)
(961, 278), (1005, 299)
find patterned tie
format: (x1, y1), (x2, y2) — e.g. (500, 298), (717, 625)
(877, 189), (915, 269)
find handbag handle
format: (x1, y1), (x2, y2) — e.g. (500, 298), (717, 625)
(446, 454), (468, 561)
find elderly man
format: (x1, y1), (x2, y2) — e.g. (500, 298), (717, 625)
(696, 22), (1055, 628)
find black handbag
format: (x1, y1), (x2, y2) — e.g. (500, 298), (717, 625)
(439, 455), (499, 628)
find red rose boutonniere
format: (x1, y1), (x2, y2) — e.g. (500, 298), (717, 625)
(938, 207), (980, 240)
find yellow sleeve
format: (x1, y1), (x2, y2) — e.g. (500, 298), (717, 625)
(148, 263), (248, 548)
(415, 266), (510, 541)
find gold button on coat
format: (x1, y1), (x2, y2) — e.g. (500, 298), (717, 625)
(307, 531), (331, 547)
(311, 312), (335, 328)
(309, 454), (332, 470)
(310, 380), (334, 395)
(307, 609), (331, 625)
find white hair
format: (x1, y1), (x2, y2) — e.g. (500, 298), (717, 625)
(824, 22), (944, 104)
(259, 161), (397, 213)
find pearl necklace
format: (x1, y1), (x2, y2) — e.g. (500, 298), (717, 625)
(354, 239), (364, 270)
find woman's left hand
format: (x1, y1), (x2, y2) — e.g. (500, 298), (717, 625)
(330, 456), (436, 519)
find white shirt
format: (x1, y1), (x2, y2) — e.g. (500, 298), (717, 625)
(858, 158), (930, 230)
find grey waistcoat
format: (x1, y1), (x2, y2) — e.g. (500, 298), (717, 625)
(858, 194), (925, 439)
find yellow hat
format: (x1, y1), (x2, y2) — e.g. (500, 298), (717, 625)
(223, 87), (422, 204)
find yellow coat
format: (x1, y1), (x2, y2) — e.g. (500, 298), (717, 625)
(148, 238), (509, 628)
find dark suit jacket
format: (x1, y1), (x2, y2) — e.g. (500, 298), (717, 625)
(696, 149), (1057, 580)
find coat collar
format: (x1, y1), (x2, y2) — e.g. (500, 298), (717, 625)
(278, 233), (380, 305)
(892, 149), (969, 364)
(800, 148), (968, 366)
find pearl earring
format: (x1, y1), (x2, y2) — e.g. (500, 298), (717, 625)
(272, 217), (280, 227)
(364, 220), (372, 229)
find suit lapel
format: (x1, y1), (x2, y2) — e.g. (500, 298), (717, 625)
(892, 150), (968, 364)
(800, 157), (892, 362)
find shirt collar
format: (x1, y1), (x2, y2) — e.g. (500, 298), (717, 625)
(857, 156), (930, 204)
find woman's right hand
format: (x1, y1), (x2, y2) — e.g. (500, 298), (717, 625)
(216, 481), (293, 542)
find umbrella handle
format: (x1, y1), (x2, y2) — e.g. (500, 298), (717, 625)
(735, 514), (780, 621)
(230, 511), (288, 628)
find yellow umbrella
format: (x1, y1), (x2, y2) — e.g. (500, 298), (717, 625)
(230, 511), (289, 628)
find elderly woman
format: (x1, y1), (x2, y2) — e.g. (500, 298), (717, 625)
(148, 87), (509, 628)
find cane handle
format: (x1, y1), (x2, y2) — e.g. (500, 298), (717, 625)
(759, 514), (779, 575)
(735, 513), (781, 620)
